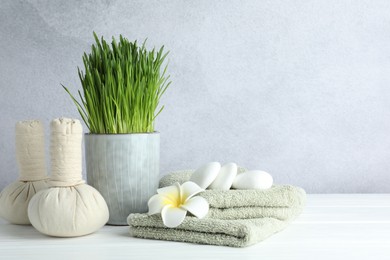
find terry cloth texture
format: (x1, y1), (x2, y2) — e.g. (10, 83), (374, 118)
(128, 170), (306, 247)
(159, 171), (306, 221)
(128, 214), (290, 247)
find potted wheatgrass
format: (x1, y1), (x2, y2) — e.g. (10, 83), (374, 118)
(63, 33), (170, 225)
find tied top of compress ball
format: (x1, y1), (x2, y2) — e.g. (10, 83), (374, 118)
(15, 120), (45, 135)
(15, 120), (48, 181)
(50, 118), (85, 187)
(50, 118), (83, 135)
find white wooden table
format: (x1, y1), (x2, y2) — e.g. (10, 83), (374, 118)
(1, 194), (389, 260)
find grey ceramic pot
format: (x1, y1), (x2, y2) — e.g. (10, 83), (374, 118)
(85, 133), (160, 225)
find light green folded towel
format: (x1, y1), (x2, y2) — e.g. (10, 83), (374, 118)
(128, 214), (290, 247)
(159, 170), (306, 221)
(159, 168), (247, 188)
(127, 170), (306, 247)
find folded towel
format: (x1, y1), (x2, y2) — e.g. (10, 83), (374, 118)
(128, 170), (306, 247)
(128, 214), (290, 247)
(159, 171), (306, 221)
(159, 169), (246, 188)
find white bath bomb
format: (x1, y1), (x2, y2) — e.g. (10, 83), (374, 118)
(190, 162), (221, 189)
(232, 170), (273, 190)
(28, 184), (109, 237)
(0, 181), (48, 224)
(208, 163), (238, 190)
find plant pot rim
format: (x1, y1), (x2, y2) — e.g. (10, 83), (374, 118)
(85, 131), (160, 136)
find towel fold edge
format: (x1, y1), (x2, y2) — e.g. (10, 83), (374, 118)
(128, 213), (290, 247)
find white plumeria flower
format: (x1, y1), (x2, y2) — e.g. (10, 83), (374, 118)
(148, 181), (209, 228)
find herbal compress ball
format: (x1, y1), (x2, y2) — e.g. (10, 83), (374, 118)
(0, 120), (49, 224)
(28, 118), (109, 237)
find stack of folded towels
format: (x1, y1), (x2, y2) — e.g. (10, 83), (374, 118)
(128, 168), (306, 247)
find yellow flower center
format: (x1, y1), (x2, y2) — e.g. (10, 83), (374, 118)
(164, 192), (186, 208)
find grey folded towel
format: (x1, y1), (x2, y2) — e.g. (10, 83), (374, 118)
(128, 214), (290, 247)
(159, 168), (247, 188)
(127, 170), (306, 247)
(159, 170), (306, 221)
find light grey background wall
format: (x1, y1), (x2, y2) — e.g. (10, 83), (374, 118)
(1, 0), (390, 193)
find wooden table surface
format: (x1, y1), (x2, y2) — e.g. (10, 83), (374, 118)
(1, 194), (389, 260)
